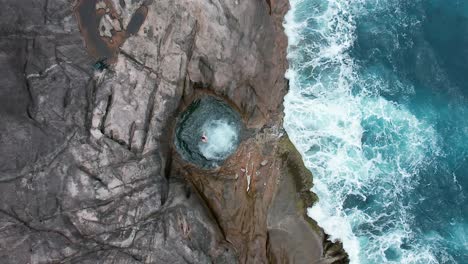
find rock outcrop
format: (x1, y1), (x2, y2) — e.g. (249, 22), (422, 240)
(0, 0), (348, 263)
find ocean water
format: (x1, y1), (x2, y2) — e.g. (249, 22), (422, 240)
(283, 0), (468, 263)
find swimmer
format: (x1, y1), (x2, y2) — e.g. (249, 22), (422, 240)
(201, 132), (208, 143)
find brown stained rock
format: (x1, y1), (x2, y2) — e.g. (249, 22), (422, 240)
(173, 131), (280, 263)
(74, 0), (148, 63)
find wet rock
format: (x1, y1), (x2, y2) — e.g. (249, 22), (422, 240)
(75, 0), (148, 62)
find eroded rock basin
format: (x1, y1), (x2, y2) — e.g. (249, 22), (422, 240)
(175, 96), (242, 168)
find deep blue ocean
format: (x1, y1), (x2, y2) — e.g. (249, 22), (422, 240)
(283, 0), (468, 263)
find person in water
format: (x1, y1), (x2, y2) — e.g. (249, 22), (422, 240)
(201, 132), (208, 143)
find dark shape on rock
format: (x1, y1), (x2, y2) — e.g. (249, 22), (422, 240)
(126, 6), (148, 36)
(119, 0), (126, 8)
(266, 0), (272, 14)
(75, 0), (113, 59)
(93, 58), (109, 71)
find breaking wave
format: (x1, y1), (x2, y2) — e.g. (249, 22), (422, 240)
(284, 0), (468, 263)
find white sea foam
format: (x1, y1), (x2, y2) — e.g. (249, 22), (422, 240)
(284, 0), (363, 261)
(198, 119), (238, 161)
(283, 0), (442, 263)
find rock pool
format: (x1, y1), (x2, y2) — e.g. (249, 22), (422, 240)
(174, 96), (242, 168)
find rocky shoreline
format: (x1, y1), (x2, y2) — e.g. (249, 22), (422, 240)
(0, 0), (348, 263)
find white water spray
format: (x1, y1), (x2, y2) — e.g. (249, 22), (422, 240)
(198, 120), (239, 161)
(283, 0), (440, 263)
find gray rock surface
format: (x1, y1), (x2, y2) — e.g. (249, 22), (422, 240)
(0, 0), (235, 263)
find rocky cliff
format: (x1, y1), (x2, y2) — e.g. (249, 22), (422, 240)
(0, 0), (348, 263)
